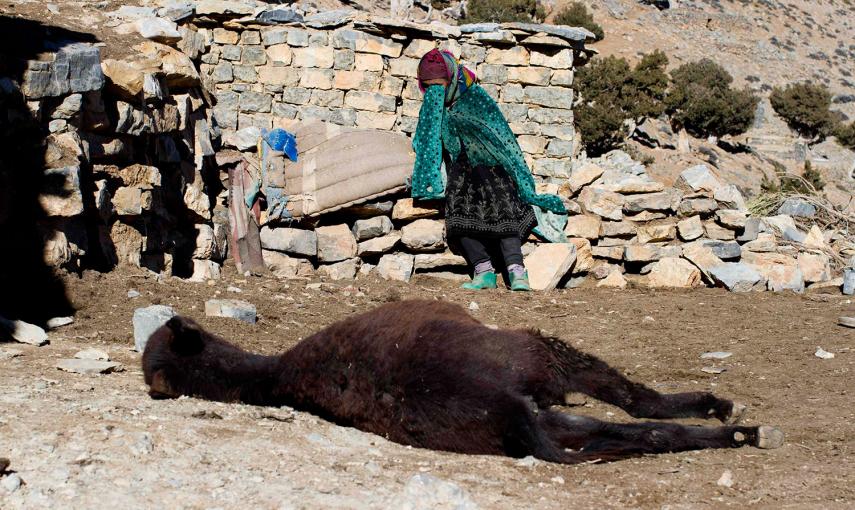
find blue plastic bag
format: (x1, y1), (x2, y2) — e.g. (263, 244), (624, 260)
(262, 128), (298, 162)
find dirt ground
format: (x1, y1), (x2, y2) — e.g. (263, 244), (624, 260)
(2, 265), (855, 509)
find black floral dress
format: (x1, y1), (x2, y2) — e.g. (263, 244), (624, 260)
(444, 148), (536, 240)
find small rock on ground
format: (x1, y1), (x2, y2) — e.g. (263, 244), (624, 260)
(716, 469), (734, 488)
(700, 351), (732, 360)
(814, 347), (835, 359)
(0, 348), (24, 360)
(46, 316), (74, 329)
(74, 349), (110, 361)
(2, 319), (48, 346)
(390, 473), (477, 510)
(597, 270), (627, 289)
(1, 472), (22, 493)
(205, 299), (257, 323)
(56, 359), (122, 375)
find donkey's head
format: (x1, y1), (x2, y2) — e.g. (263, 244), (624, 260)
(142, 316), (248, 401)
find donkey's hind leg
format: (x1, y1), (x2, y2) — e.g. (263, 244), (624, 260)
(538, 337), (746, 424)
(536, 411), (783, 464)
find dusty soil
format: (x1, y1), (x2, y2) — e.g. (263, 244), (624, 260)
(2, 265), (855, 508)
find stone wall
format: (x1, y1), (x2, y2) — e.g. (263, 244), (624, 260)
(196, 17), (589, 182)
(3, 33), (224, 280)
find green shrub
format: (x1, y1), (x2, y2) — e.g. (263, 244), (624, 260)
(761, 160), (825, 194)
(574, 101), (627, 156)
(626, 50), (669, 120)
(553, 2), (604, 41)
(574, 52), (668, 155)
(665, 59), (758, 138)
(770, 83), (836, 141)
(835, 121), (855, 149)
(463, 0), (543, 23)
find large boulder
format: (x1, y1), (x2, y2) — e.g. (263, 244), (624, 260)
(567, 163), (604, 193)
(677, 215), (704, 241)
(622, 190), (681, 213)
(392, 198), (440, 220)
(777, 198), (816, 218)
(316, 224), (358, 262)
(377, 253), (415, 281)
(709, 263), (765, 292)
(40, 166), (84, 217)
(636, 221), (676, 244)
(646, 257), (702, 288)
(564, 215), (601, 239)
(624, 244), (663, 263)
(401, 219), (445, 252)
(262, 250), (314, 278)
(523, 243), (577, 291)
(674, 164), (721, 193)
(681, 241), (724, 281)
(190, 259), (221, 281)
(702, 240), (741, 260)
(714, 185), (747, 211)
(414, 252), (467, 270)
(742, 232), (778, 252)
(741, 252), (804, 293)
(133, 305), (176, 352)
(677, 198), (718, 217)
(595, 168), (664, 194)
(352, 216), (393, 241)
(318, 258), (360, 280)
(22, 43), (104, 98)
(715, 210), (747, 229)
(578, 187), (625, 220)
(135, 17), (182, 43)
(797, 252), (832, 283)
(568, 238), (595, 274)
(260, 227), (317, 257)
(597, 270), (627, 289)
(101, 41), (199, 99)
(357, 232), (402, 256)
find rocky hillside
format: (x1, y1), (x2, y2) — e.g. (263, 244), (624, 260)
(576, 0), (855, 105)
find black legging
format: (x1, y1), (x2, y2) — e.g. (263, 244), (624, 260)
(458, 236), (524, 269)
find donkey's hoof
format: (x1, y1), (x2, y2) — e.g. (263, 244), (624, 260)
(756, 426), (784, 449)
(724, 403), (747, 424)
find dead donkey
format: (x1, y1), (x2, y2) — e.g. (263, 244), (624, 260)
(143, 300), (783, 463)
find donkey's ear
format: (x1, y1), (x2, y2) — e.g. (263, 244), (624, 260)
(165, 316), (204, 355)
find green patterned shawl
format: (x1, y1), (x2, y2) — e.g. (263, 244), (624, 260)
(411, 84), (568, 243)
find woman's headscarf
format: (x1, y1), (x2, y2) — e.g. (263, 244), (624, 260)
(417, 49), (477, 105)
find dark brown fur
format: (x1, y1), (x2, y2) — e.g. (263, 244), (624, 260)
(143, 300), (783, 463)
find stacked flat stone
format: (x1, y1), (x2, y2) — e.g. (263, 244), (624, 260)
(551, 150), (851, 293)
(258, 197), (470, 282)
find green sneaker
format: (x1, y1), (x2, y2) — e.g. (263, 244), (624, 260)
(461, 271), (498, 290)
(509, 271), (531, 291)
